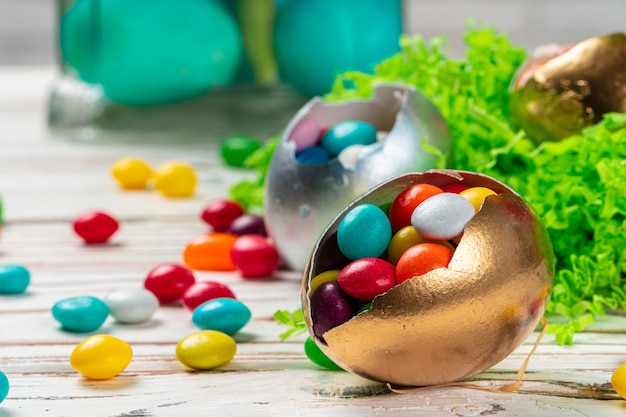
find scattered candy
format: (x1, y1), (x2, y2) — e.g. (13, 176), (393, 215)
(459, 186), (497, 212)
(411, 193), (476, 240)
(304, 337), (343, 371)
(153, 161), (197, 198)
(395, 243), (454, 284)
(220, 135), (262, 168)
(612, 362), (626, 400)
(103, 288), (159, 324)
(182, 281), (236, 311)
(388, 183), (443, 232)
(337, 204), (391, 260)
(70, 334), (133, 380)
(183, 233), (237, 271)
(191, 298), (251, 335)
(230, 235), (280, 278)
(0, 370), (7, 403)
(52, 296), (110, 332)
(0, 264), (30, 294)
(144, 263), (196, 304)
(110, 157), (153, 190)
(309, 281), (357, 341)
(176, 330), (237, 370)
(320, 120), (377, 156)
(72, 211), (119, 244)
(200, 199), (245, 232)
(337, 258), (396, 302)
(226, 214), (267, 237)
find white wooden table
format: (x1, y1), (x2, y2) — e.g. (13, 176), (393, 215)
(1, 67), (626, 417)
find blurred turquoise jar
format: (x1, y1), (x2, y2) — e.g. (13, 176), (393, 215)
(273, 0), (402, 97)
(60, 0), (243, 106)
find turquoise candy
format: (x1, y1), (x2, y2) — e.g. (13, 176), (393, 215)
(52, 296), (109, 332)
(320, 121), (377, 156)
(295, 146), (331, 165)
(0, 264), (30, 295)
(192, 297), (251, 335)
(304, 337), (343, 371)
(61, 0), (242, 106)
(337, 204), (392, 260)
(0, 370), (8, 403)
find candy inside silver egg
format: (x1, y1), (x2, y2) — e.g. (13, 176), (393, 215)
(264, 84), (453, 271)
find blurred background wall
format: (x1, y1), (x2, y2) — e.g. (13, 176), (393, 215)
(1, 0), (625, 64)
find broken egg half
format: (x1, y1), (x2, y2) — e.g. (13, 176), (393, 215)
(302, 170), (554, 387)
(265, 85), (452, 271)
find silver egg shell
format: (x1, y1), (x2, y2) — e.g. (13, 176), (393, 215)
(264, 85), (453, 271)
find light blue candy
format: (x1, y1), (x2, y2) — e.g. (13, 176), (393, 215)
(411, 193), (476, 240)
(295, 145), (331, 165)
(337, 204), (392, 260)
(0, 370), (8, 403)
(0, 264), (30, 295)
(51, 296), (109, 332)
(320, 121), (377, 156)
(192, 298), (251, 335)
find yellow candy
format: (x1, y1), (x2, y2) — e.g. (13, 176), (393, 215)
(111, 157), (153, 190)
(459, 186), (497, 212)
(612, 362), (626, 399)
(153, 161), (198, 198)
(387, 226), (453, 264)
(176, 330), (236, 370)
(70, 334), (133, 380)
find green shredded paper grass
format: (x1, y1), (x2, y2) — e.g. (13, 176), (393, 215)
(233, 24), (626, 345)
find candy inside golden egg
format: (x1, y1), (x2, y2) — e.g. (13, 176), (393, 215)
(302, 170), (554, 386)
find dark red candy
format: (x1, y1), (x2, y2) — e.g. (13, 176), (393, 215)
(200, 199), (245, 232)
(72, 211), (119, 244)
(310, 281), (358, 341)
(144, 263), (196, 304)
(226, 214), (267, 236)
(337, 257), (396, 302)
(230, 234), (279, 278)
(181, 281), (236, 311)
(440, 182), (470, 194)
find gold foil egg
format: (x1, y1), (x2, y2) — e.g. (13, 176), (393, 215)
(265, 85), (452, 271)
(302, 170), (555, 387)
(510, 32), (626, 143)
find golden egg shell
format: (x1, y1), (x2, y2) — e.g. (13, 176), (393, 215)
(510, 32), (626, 143)
(302, 170), (555, 387)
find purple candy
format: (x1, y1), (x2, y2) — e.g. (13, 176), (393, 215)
(310, 281), (357, 341)
(226, 214), (267, 236)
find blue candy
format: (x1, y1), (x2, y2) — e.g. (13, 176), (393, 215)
(295, 145), (331, 164)
(320, 121), (377, 156)
(337, 204), (392, 260)
(192, 298), (251, 335)
(0, 264), (30, 295)
(0, 370), (8, 403)
(52, 296), (109, 332)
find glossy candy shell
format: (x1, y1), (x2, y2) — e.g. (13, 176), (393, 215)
(302, 170), (555, 386)
(70, 334), (133, 380)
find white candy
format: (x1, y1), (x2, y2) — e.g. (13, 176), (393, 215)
(337, 144), (367, 169)
(411, 193), (475, 240)
(103, 288), (159, 324)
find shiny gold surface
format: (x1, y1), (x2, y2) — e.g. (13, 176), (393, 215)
(302, 170), (555, 387)
(510, 32), (626, 143)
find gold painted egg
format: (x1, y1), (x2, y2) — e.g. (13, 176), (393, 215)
(302, 170), (555, 387)
(510, 32), (626, 143)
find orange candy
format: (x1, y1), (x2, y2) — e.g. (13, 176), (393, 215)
(395, 243), (454, 284)
(183, 233), (237, 271)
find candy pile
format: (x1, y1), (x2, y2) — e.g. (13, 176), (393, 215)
(290, 118), (380, 166)
(309, 180), (497, 341)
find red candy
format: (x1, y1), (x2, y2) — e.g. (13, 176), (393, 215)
(230, 235), (280, 279)
(395, 243), (454, 284)
(144, 263), (196, 303)
(72, 211), (119, 244)
(440, 182), (470, 194)
(388, 184), (443, 232)
(181, 281), (236, 311)
(337, 258), (396, 302)
(200, 199), (245, 232)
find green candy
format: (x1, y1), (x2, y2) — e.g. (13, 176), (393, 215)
(220, 135), (262, 168)
(304, 337), (343, 371)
